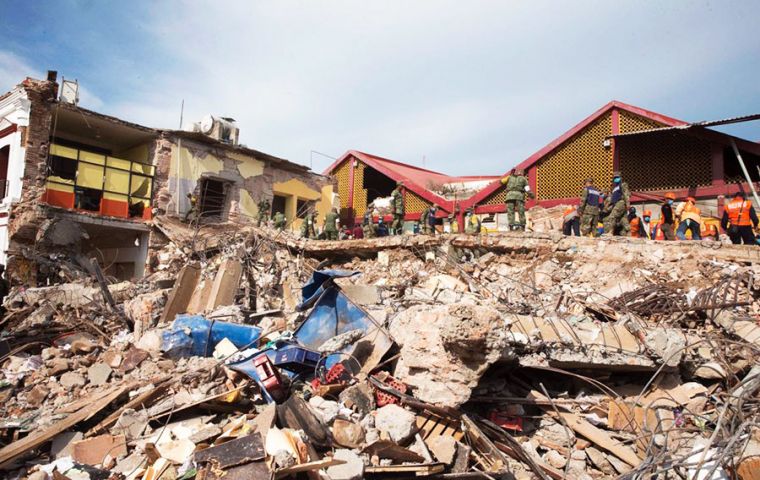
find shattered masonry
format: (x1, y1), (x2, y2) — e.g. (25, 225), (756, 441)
(2, 220), (760, 480)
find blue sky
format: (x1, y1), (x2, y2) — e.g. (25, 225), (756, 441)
(2, 1), (759, 175)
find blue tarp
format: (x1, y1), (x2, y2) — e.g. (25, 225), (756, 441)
(161, 315), (262, 358)
(297, 269), (358, 311)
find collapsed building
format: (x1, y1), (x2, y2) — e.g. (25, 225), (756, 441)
(0, 73), (334, 286)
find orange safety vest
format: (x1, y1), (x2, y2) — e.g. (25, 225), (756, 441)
(653, 216), (665, 240)
(630, 217), (641, 237)
(725, 198), (753, 226)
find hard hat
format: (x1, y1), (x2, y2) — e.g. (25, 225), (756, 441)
(687, 196), (696, 202)
(564, 207), (575, 215)
(664, 192), (676, 200)
(643, 209), (652, 217)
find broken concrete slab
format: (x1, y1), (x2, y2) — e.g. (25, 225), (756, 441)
(206, 258), (243, 310)
(159, 262), (200, 324)
(374, 404), (417, 444)
(390, 303), (509, 407)
(60, 372), (86, 389)
(50, 431), (83, 459)
(87, 362), (112, 386)
(326, 449), (364, 480)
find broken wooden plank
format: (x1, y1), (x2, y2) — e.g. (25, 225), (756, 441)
(160, 262), (201, 324)
(194, 433), (264, 469)
(0, 384), (130, 468)
(528, 390), (641, 467)
(362, 440), (425, 463)
(206, 258), (243, 310)
(274, 458), (346, 479)
(365, 463), (445, 475)
(90, 376), (172, 435)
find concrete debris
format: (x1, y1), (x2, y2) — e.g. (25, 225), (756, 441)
(2, 225), (760, 479)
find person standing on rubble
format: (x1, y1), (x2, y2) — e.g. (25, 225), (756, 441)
(390, 182), (405, 235)
(324, 208), (340, 240)
(426, 204), (439, 234)
(501, 168), (531, 230)
(578, 178), (602, 237)
(419, 206), (430, 234)
(628, 207), (642, 237)
(676, 196), (702, 240)
(464, 207), (481, 235)
(602, 172), (630, 236)
(273, 211), (287, 230)
(301, 209), (317, 239)
(659, 192), (677, 240)
(721, 192), (758, 244)
(256, 197), (271, 227)
(639, 209), (654, 239)
(183, 193), (199, 223)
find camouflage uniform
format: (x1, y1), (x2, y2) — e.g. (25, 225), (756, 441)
(273, 211), (286, 230)
(502, 173), (529, 229)
(464, 211), (481, 235)
(603, 179), (631, 235)
(420, 208), (430, 234)
(256, 199), (270, 227)
(390, 186), (405, 234)
(324, 210), (339, 240)
(300, 211), (317, 239)
(578, 185), (602, 236)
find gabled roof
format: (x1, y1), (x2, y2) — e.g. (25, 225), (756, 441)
(466, 101), (687, 206)
(324, 150), (457, 209)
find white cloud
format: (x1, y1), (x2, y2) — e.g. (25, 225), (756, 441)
(3, 1), (760, 175)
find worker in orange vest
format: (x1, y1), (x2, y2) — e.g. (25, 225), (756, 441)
(721, 192), (758, 244)
(562, 206), (580, 236)
(633, 209), (654, 239)
(675, 196), (702, 240)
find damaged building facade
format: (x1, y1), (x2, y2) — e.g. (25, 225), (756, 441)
(0, 73), (333, 286)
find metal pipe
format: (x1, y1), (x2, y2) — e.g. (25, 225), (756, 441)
(731, 139), (760, 208)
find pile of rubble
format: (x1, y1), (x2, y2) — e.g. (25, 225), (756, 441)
(1, 221), (760, 480)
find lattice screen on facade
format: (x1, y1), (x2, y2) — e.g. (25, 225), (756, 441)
(618, 110), (665, 134)
(333, 160), (351, 209)
(352, 162), (367, 216)
(618, 131), (712, 191)
(404, 190), (431, 214)
(536, 114), (612, 200)
(481, 185), (507, 205)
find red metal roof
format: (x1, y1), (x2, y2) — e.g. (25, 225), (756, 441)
(465, 101), (688, 207)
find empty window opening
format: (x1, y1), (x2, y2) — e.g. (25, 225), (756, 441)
(363, 165), (396, 204)
(271, 195), (287, 217)
(48, 155), (78, 181)
(296, 199), (313, 218)
(0, 146), (8, 198)
(199, 178), (228, 220)
(75, 187), (102, 211)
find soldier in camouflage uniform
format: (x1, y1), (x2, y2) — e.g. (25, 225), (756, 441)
(256, 198), (270, 227)
(300, 209), (317, 239)
(603, 171), (631, 236)
(273, 211), (287, 230)
(362, 211), (376, 239)
(500, 168), (531, 230)
(578, 178), (602, 236)
(324, 208), (340, 240)
(390, 182), (405, 235)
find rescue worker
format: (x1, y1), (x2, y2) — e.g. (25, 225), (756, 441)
(376, 218), (389, 237)
(660, 192), (677, 240)
(426, 204), (439, 235)
(300, 209), (317, 239)
(602, 172), (630, 236)
(501, 168), (531, 230)
(420, 206), (430, 234)
(628, 207), (641, 238)
(448, 214), (460, 234)
(578, 178), (602, 236)
(721, 192), (758, 245)
(352, 223), (364, 239)
(562, 206), (580, 236)
(464, 208), (481, 235)
(675, 196), (702, 240)
(273, 211), (286, 230)
(256, 198), (271, 227)
(362, 212), (376, 239)
(183, 193), (198, 223)
(324, 208), (340, 240)
(390, 182), (405, 235)
(640, 210), (654, 240)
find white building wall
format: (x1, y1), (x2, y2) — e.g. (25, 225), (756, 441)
(0, 87), (32, 265)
